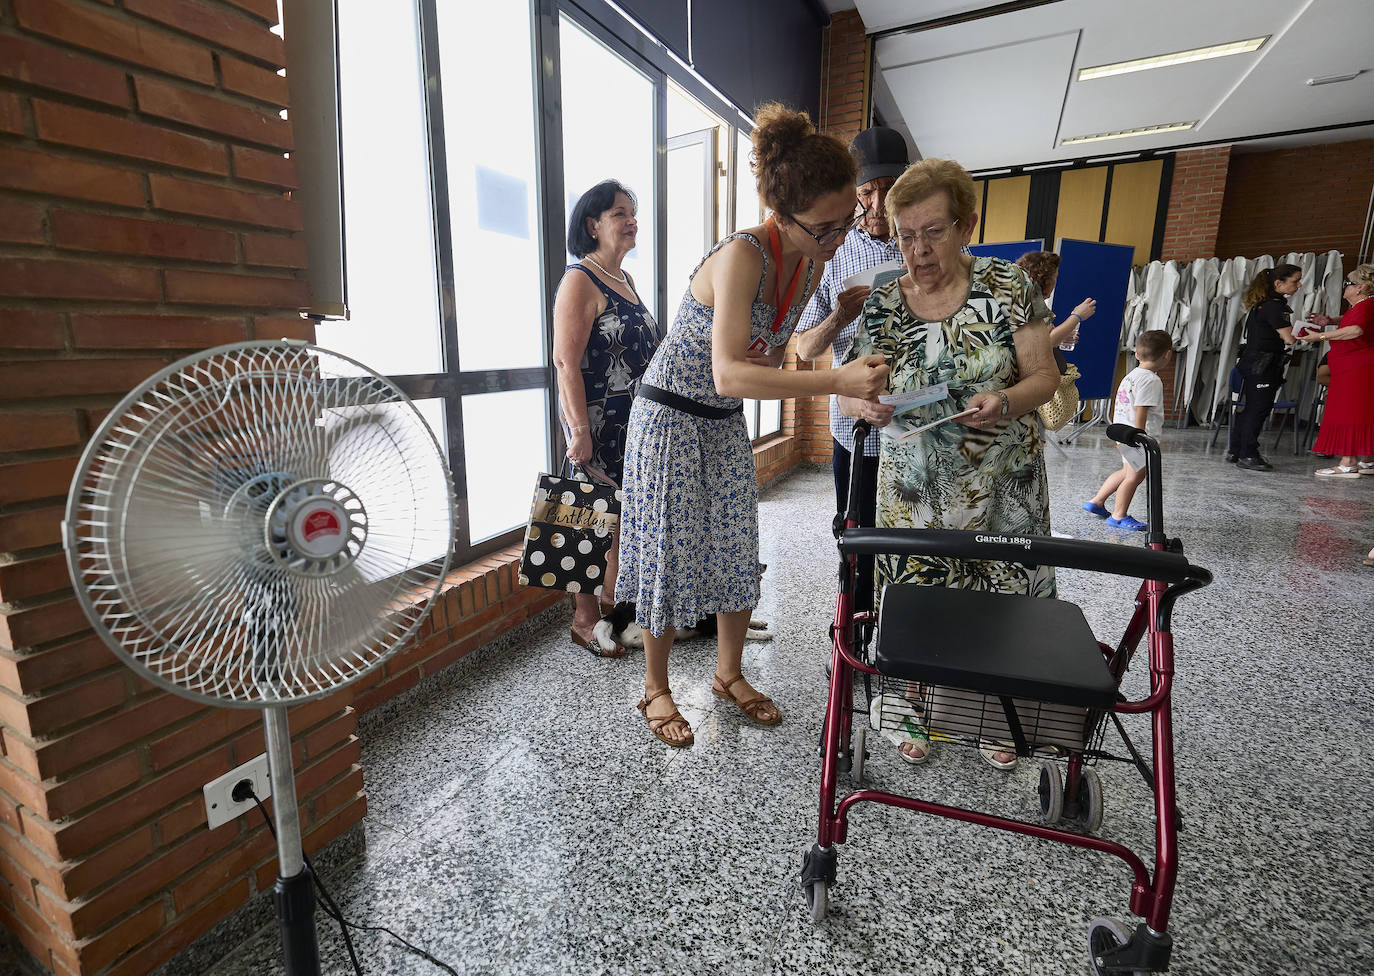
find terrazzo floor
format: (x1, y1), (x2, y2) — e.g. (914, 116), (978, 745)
(200, 426), (1373, 976)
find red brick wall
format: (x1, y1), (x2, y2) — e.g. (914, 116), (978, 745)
(787, 7), (872, 467)
(818, 9), (868, 148)
(0, 0), (348, 971)
(1215, 138), (1374, 276)
(1159, 145), (1231, 262)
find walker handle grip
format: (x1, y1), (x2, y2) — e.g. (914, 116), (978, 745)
(1106, 423), (1144, 446)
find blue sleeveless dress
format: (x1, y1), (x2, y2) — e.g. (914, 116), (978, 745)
(561, 264), (662, 486)
(619, 232), (815, 636)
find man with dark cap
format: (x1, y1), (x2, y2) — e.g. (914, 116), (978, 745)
(796, 125), (910, 611)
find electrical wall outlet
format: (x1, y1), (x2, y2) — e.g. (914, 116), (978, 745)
(203, 754), (272, 830)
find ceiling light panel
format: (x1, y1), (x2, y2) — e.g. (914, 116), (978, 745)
(1061, 122), (1197, 146)
(1077, 37), (1269, 81)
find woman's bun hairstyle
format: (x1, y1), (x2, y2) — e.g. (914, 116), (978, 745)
(750, 103), (855, 217)
(1242, 262), (1301, 310)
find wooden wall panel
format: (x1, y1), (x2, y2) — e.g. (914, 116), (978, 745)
(1104, 160), (1163, 267)
(981, 175), (1030, 245)
(971, 178), (986, 240)
(1055, 166), (1108, 245)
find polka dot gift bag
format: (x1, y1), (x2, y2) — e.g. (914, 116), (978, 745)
(518, 464), (622, 596)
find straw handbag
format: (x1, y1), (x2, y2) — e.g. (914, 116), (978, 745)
(1037, 362), (1081, 431)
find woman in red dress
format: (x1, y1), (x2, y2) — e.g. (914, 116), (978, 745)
(1305, 264), (1374, 478)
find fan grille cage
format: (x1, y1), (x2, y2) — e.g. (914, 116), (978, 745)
(65, 342), (457, 706)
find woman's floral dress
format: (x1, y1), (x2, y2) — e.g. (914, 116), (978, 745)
(846, 255), (1056, 599)
(619, 233), (813, 636)
(561, 264), (663, 486)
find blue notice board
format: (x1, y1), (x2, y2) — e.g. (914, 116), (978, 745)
(970, 239), (1044, 264)
(1053, 238), (1134, 401)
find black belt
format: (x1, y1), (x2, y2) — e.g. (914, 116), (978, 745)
(637, 383), (742, 419)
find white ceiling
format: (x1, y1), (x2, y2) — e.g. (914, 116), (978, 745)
(821, 0), (1374, 171)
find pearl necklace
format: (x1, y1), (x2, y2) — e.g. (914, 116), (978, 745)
(585, 256), (628, 284)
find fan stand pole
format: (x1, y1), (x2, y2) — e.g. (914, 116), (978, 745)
(263, 706), (321, 976)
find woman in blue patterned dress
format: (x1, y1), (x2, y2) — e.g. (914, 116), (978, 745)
(841, 158), (1059, 769)
(553, 180), (663, 658)
(619, 106), (891, 747)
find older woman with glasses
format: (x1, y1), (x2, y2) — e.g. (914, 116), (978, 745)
(1302, 264), (1374, 478)
(840, 157), (1059, 770)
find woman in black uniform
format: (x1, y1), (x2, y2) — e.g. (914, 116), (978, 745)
(1228, 264), (1300, 471)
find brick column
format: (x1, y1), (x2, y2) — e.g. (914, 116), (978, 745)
(791, 8), (872, 466)
(0, 1), (370, 973)
(818, 9), (869, 149)
(1159, 145), (1231, 262)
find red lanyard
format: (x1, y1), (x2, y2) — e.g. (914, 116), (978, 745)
(766, 219), (805, 333)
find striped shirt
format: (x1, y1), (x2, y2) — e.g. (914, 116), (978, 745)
(796, 226), (903, 455)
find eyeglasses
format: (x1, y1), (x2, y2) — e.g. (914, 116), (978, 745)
(790, 209), (861, 247)
(1342, 279), (1356, 288)
(896, 219), (962, 248)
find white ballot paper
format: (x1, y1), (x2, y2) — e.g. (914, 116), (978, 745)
(878, 383), (975, 441)
(841, 260), (904, 291)
(879, 381), (949, 416)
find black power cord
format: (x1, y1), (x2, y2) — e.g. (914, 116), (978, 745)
(233, 780), (459, 975)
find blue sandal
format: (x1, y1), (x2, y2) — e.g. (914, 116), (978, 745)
(1106, 515), (1147, 531)
(1082, 501), (1109, 517)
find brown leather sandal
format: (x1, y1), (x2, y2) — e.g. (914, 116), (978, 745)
(637, 688), (693, 747)
(711, 673), (782, 726)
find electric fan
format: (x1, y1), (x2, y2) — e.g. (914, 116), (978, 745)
(63, 340), (456, 975)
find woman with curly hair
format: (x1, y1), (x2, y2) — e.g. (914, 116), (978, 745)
(618, 104), (890, 747)
(1014, 249), (1096, 349)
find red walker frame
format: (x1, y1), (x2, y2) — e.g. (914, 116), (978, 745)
(803, 422), (1212, 975)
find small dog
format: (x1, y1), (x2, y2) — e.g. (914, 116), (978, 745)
(591, 601), (772, 652)
(591, 564), (772, 652)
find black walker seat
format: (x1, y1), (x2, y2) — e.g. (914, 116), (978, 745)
(874, 585), (1117, 710)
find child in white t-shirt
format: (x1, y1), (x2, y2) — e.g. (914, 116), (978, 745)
(1082, 330), (1173, 531)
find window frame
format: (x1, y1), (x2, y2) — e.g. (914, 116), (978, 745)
(336, 0), (778, 565)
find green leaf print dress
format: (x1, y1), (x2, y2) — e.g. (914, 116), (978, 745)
(845, 255), (1056, 599)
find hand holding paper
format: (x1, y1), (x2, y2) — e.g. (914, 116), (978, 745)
(841, 260), (904, 291)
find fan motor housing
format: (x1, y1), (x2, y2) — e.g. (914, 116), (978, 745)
(266, 479), (367, 577)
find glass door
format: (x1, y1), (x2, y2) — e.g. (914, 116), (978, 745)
(665, 128), (717, 326)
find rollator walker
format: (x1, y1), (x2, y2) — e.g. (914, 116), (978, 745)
(802, 421), (1212, 975)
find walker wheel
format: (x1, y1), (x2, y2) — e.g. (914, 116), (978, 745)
(804, 880), (829, 923)
(1037, 761), (1063, 824)
(1087, 917), (1147, 975)
(850, 727), (867, 783)
(1073, 768), (1104, 833)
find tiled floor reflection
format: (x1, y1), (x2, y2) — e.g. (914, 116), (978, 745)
(204, 428), (1373, 976)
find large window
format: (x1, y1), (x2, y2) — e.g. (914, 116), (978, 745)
(324, 0), (552, 557)
(559, 15), (656, 311)
(322, 0), (784, 563)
